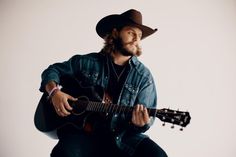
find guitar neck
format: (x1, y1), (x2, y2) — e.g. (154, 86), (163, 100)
(71, 100), (190, 127)
(86, 101), (158, 116)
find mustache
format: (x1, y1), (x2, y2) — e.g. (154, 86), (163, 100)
(123, 41), (141, 49)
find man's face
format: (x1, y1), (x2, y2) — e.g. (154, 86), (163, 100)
(115, 26), (142, 56)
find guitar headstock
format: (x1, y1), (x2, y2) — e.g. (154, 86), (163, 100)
(156, 108), (191, 129)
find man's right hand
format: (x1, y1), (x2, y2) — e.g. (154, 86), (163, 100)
(51, 90), (77, 117)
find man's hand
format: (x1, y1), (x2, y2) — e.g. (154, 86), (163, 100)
(51, 90), (77, 117)
(131, 104), (150, 127)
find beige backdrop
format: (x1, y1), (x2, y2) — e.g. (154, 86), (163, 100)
(1, 0), (236, 157)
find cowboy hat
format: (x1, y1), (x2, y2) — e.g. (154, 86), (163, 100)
(96, 9), (157, 39)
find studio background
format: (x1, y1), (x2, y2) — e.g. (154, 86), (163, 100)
(1, 0), (236, 157)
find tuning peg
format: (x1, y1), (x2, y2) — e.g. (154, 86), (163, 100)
(180, 127), (183, 131)
(162, 122), (165, 126)
(171, 124), (175, 129)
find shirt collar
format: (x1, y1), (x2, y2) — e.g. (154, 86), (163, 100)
(129, 55), (139, 67)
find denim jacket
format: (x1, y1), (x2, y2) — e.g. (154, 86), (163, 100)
(40, 52), (157, 156)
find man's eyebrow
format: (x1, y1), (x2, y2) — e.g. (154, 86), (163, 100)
(128, 27), (142, 36)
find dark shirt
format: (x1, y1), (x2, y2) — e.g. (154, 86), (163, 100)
(107, 58), (129, 104)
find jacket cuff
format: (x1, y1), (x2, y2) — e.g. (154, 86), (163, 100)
(128, 123), (151, 134)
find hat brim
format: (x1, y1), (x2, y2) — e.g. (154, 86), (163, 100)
(96, 14), (157, 40)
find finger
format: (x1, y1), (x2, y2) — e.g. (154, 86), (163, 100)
(134, 105), (140, 121)
(65, 96), (74, 111)
(137, 104), (148, 126)
(55, 105), (65, 117)
(67, 94), (78, 101)
(132, 105), (139, 123)
(139, 104), (144, 113)
(55, 107), (61, 115)
(57, 102), (68, 116)
(132, 109), (136, 123)
(135, 104), (141, 114)
(54, 100), (69, 117)
(134, 105), (144, 126)
(61, 102), (71, 116)
(143, 107), (150, 124)
(132, 106), (137, 123)
(66, 95), (78, 111)
(137, 104), (144, 118)
(52, 103), (63, 116)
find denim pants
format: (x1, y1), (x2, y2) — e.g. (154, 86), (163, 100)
(50, 132), (167, 157)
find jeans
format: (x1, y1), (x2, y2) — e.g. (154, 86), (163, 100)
(50, 132), (167, 157)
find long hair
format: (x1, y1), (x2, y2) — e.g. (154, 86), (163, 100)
(101, 29), (142, 56)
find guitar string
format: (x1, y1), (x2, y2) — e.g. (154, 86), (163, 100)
(86, 101), (186, 125)
(75, 100), (185, 126)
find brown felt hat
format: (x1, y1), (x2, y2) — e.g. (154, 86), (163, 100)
(96, 9), (158, 40)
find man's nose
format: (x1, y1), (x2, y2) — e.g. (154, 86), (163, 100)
(134, 34), (141, 42)
(133, 37), (141, 45)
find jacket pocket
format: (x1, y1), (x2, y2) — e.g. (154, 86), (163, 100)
(121, 83), (139, 106)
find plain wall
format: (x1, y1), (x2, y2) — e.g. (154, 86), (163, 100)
(1, 0), (236, 156)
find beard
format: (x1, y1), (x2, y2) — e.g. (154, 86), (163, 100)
(113, 37), (142, 57)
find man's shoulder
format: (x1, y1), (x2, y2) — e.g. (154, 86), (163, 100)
(132, 58), (153, 79)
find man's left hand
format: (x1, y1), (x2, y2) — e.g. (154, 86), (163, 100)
(131, 104), (150, 127)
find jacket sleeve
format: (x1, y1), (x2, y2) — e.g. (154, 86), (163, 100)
(128, 76), (158, 134)
(39, 55), (81, 92)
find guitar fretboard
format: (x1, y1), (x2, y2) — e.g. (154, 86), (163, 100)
(71, 100), (190, 127)
(86, 101), (158, 116)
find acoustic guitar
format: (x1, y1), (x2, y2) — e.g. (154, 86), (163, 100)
(34, 76), (191, 139)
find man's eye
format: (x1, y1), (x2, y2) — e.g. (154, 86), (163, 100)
(128, 31), (134, 36)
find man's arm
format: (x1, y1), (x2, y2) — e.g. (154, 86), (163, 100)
(40, 55), (82, 116)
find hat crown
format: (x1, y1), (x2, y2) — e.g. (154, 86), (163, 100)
(121, 9), (142, 25)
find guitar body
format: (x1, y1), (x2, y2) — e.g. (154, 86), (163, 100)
(34, 76), (105, 139)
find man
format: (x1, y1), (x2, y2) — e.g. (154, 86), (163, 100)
(40, 9), (168, 157)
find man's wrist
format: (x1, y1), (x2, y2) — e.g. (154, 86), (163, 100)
(47, 86), (60, 100)
(45, 81), (61, 99)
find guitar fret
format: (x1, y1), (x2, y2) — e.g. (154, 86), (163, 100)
(96, 102), (100, 112)
(101, 102), (105, 112)
(109, 104), (113, 113)
(94, 102), (99, 112)
(88, 102), (93, 111)
(88, 102), (92, 111)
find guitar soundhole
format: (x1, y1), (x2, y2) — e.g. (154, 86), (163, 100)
(70, 96), (89, 115)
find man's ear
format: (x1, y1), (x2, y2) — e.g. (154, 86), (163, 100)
(111, 28), (119, 39)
